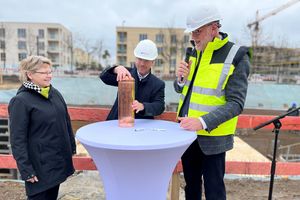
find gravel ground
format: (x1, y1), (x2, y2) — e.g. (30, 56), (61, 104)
(1, 171), (300, 200)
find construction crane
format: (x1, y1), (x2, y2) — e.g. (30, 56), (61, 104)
(248, 0), (300, 47)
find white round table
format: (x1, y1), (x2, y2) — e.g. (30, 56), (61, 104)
(76, 119), (196, 200)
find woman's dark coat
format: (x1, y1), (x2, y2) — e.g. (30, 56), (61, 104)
(8, 85), (76, 196)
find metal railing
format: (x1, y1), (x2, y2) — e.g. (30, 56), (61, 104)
(278, 142), (300, 162)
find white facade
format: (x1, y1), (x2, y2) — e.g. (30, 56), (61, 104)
(0, 22), (72, 69)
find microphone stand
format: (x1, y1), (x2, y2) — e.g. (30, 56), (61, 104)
(253, 106), (300, 200)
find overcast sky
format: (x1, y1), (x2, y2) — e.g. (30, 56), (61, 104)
(1, 0), (300, 59)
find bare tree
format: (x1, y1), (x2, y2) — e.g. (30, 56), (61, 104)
(93, 39), (104, 68)
(68, 35), (74, 71)
(73, 33), (109, 71)
(158, 26), (188, 78)
(74, 33), (96, 69)
(26, 28), (38, 56)
(159, 29), (171, 68)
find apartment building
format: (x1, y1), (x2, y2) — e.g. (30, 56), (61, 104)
(0, 22), (72, 69)
(116, 26), (190, 78)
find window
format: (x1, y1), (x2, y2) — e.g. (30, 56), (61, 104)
(18, 53), (27, 61)
(184, 35), (190, 43)
(117, 44), (127, 54)
(0, 28), (5, 38)
(156, 34), (164, 43)
(48, 29), (58, 40)
(48, 55), (59, 63)
(118, 32), (127, 42)
(170, 59), (176, 68)
(49, 32), (57, 39)
(0, 40), (5, 49)
(139, 34), (147, 41)
(155, 59), (164, 67)
(171, 35), (177, 44)
(38, 42), (45, 50)
(1, 53), (5, 61)
(118, 56), (127, 65)
(157, 47), (164, 55)
(18, 41), (27, 49)
(48, 41), (58, 51)
(171, 47), (177, 56)
(18, 29), (26, 38)
(38, 29), (44, 39)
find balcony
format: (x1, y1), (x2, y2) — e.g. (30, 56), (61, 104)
(47, 46), (59, 53)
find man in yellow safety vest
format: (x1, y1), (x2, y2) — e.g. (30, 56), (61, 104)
(174, 4), (251, 200)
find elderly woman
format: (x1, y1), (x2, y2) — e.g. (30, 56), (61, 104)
(8, 55), (76, 200)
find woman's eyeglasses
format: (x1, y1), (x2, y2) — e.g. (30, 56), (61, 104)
(34, 71), (52, 75)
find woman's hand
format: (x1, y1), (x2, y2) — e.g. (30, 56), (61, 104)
(26, 175), (39, 183)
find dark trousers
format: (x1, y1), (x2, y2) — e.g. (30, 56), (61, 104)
(182, 140), (226, 200)
(27, 184), (60, 200)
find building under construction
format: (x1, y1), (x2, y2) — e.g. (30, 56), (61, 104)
(247, 0), (300, 84)
(251, 46), (300, 84)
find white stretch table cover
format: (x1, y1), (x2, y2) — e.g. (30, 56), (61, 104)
(76, 119), (196, 200)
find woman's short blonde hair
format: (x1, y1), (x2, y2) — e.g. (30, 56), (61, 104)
(19, 55), (52, 82)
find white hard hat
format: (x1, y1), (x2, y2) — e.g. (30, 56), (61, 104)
(134, 39), (158, 60)
(185, 5), (222, 33)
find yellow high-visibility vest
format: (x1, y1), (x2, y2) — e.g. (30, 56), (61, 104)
(177, 36), (240, 136)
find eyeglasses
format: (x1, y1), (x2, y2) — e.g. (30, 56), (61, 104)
(34, 71), (52, 75)
(191, 27), (205, 35)
(191, 22), (221, 35)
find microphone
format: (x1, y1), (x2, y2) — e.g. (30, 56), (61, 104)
(180, 47), (193, 82)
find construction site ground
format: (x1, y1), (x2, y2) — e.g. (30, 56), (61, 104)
(1, 170), (300, 200)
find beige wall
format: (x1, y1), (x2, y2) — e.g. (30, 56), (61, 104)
(116, 26), (191, 78)
(73, 48), (98, 68)
(74, 48), (89, 65)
